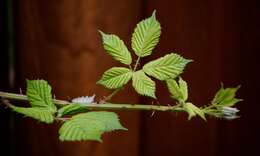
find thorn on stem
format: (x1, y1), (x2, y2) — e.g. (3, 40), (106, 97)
(55, 117), (71, 122)
(98, 96), (107, 104)
(150, 110), (156, 117)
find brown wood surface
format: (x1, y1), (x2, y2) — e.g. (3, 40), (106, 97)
(9, 0), (260, 156)
(15, 0), (142, 156)
(140, 1), (259, 156)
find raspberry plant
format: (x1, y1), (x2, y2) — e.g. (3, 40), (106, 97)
(0, 11), (242, 142)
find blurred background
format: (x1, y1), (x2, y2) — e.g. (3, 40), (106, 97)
(0, 0), (259, 156)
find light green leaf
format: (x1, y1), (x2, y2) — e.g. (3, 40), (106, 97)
(212, 85), (242, 107)
(179, 78), (188, 102)
(132, 70), (156, 98)
(26, 80), (57, 113)
(59, 111), (127, 141)
(97, 67), (132, 89)
(166, 77), (188, 102)
(166, 79), (182, 101)
(99, 31), (132, 65)
(57, 104), (88, 117)
(184, 102), (206, 121)
(131, 11), (161, 57)
(220, 98), (243, 107)
(10, 105), (54, 123)
(143, 53), (192, 80)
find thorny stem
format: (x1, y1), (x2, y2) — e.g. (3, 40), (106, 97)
(0, 91), (184, 112)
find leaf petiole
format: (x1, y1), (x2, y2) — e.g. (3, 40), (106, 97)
(133, 57), (141, 71)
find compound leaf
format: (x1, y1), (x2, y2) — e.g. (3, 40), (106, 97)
(59, 111), (127, 141)
(132, 70), (156, 98)
(26, 80), (57, 113)
(97, 67), (132, 89)
(99, 31), (132, 65)
(131, 11), (161, 57)
(143, 53), (192, 80)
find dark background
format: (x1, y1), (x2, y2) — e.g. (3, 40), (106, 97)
(0, 0), (259, 156)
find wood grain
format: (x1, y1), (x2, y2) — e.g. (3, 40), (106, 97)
(12, 0), (260, 156)
(15, 0), (142, 156)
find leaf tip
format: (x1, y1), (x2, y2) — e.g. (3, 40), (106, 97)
(98, 29), (105, 35)
(186, 59), (194, 63)
(120, 126), (128, 131)
(152, 10), (157, 18)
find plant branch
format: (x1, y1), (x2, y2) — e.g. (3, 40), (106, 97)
(0, 91), (183, 112)
(102, 56), (141, 102)
(0, 98), (71, 122)
(102, 87), (123, 102)
(133, 57), (141, 71)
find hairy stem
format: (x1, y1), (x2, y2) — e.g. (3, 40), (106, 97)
(0, 91), (183, 112)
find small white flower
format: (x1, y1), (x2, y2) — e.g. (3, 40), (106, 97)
(71, 95), (95, 104)
(222, 106), (239, 120)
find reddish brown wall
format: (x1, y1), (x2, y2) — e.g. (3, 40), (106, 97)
(140, 1), (259, 156)
(15, 1), (142, 156)
(11, 0), (260, 156)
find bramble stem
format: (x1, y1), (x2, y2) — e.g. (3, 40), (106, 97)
(133, 57), (141, 71)
(0, 91), (183, 112)
(102, 87), (123, 102)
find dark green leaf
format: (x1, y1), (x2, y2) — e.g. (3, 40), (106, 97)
(57, 104), (88, 117)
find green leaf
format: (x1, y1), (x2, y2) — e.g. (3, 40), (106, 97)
(131, 10), (161, 57)
(10, 105), (54, 123)
(99, 31), (132, 65)
(184, 102), (206, 121)
(212, 85), (242, 107)
(57, 104), (88, 117)
(166, 79), (182, 101)
(59, 111), (127, 141)
(97, 67), (132, 89)
(179, 78), (188, 102)
(132, 70), (156, 98)
(26, 80), (57, 113)
(166, 77), (188, 102)
(143, 53), (192, 80)
(220, 98), (243, 107)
